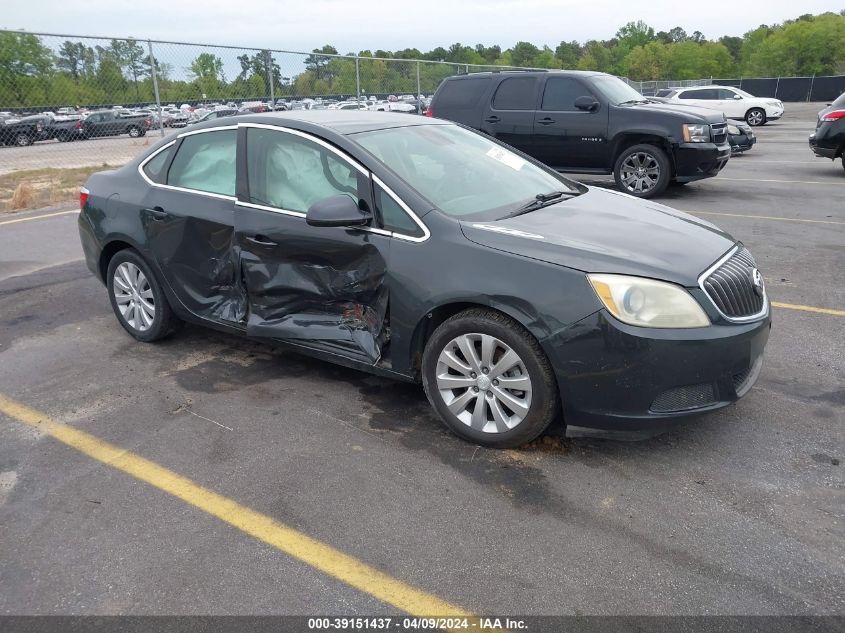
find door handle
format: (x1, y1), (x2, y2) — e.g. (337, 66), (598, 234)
(537, 117), (555, 125)
(143, 206), (168, 220)
(484, 115), (500, 123)
(246, 234), (278, 247)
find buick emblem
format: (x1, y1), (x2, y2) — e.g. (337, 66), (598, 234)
(751, 268), (764, 297)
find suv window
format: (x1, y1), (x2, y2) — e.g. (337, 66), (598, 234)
(143, 145), (174, 184)
(718, 88), (738, 99)
(655, 89), (675, 97)
(492, 76), (537, 110)
(167, 129), (237, 196)
(541, 77), (592, 111)
(246, 127), (361, 213)
(680, 89), (719, 100)
(436, 77), (489, 108)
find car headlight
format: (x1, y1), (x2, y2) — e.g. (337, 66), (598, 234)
(588, 274), (711, 328)
(727, 124), (741, 135)
(682, 123), (710, 143)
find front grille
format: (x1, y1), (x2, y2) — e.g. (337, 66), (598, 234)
(650, 383), (717, 413)
(701, 246), (765, 319)
(711, 122), (728, 144)
(732, 366), (752, 390)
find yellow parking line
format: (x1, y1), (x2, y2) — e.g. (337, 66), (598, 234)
(772, 302), (845, 316)
(0, 209), (79, 226)
(0, 394), (473, 621)
(689, 211), (845, 225)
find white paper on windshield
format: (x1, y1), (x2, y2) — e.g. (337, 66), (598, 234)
(485, 146), (525, 171)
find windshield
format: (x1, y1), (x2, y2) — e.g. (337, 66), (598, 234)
(354, 123), (579, 219)
(591, 76), (647, 105)
(831, 92), (845, 108)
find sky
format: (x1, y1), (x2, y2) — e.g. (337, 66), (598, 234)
(2, 0), (843, 55)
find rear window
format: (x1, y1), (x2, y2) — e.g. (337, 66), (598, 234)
(492, 76), (538, 110)
(832, 92), (845, 107)
(434, 77), (489, 108)
(142, 144), (174, 184)
(167, 129), (237, 196)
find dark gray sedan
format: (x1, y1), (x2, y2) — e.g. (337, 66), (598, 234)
(78, 112), (770, 447)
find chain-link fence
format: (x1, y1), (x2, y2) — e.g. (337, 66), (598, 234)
(2, 29), (843, 210)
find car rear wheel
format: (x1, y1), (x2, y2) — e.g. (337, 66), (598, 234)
(107, 249), (180, 342)
(745, 108), (766, 126)
(127, 125), (141, 138)
(613, 144), (671, 198)
(422, 308), (559, 448)
(15, 133), (32, 147)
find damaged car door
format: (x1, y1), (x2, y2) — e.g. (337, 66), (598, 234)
(140, 127), (246, 324)
(235, 125), (390, 364)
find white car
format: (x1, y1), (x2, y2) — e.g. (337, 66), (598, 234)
(657, 85), (784, 126)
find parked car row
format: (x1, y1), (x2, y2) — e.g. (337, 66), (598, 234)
(0, 109), (153, 146)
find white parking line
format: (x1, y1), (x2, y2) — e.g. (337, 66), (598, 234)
(687, 211), (845, 225)
(716, 177), (845, 186)
(0, 209), (79, 226)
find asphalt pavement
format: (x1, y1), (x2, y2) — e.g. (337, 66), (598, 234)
(0, 103), (842, 620)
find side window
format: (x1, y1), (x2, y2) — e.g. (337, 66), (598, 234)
(246, 127), (362, 213)
(719, 89), (738, 99)
(435, 78), (489, 108)
(167, 129), (237, 196)
(541, 77), (591, 111)
(142, 144), (174, 184)
(492, 77), (537, 110)
(374, 185), (423, 238)
(678, 91), (697, 100)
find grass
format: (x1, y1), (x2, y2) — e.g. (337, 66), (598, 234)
(0, 164), (122, 212)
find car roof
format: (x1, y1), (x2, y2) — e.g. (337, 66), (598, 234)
(444, 69), (605, 80)
(210, 111), (452, 135)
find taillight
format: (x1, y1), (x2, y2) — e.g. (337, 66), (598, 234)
(144, 118), (151, 126)
(79, 186), (89, 209)
(75, 121), (82, 129)
(821, 109), (845, 122)
(424, 107), (433, 117)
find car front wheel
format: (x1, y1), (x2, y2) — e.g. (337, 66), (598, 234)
(127, 125), (141, 138)
(107, 249), (180, 342)
(15, 133), (32, 147)
(745, 108), (766, 126)
(422, 308), (559, 448)
(613, 144), (671, 198)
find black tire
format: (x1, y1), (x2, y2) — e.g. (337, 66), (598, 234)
(745, 108), (766, 126)
(15, 133), (32, 147)
(613, 143), (671, 198)
(127, 125), (141, 138)
(841, 156), (845, 174)
(57, 132), (71, 142)
(106, 249), (180, 342)
(421, 308), (560, 448)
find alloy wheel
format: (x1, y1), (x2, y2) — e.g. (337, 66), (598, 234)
(435, 333), (532, 433)
(128, 126), (140, 137)
(620, 151), (660, 194)
(113, 262), (155, 331)
(746, 109), (764, 126)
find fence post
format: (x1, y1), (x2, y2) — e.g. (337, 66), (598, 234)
(265, 50), (275, 109)
(774, 76), (780, 100)
(416, 61), (421, 114)
(739, 76), (743, 90)
(147, 40), (164, 138)
(808, 74), (815, 102)
(355, 56), (361, 107)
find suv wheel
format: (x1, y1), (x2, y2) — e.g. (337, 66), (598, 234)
(107, 249), (180, 342)
(127, 125), (141, 138)
(422, 308), (559, 448)
(15, 133), (32, 147)
(745, 108), (766, 126)
(613, 144), (671, 198)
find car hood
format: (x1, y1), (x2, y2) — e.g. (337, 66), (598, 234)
(625, 101), (727, 124)
(459, 187), (735, 287)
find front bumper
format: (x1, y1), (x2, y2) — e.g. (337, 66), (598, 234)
(673, 142), (731, 182)
(543, 307), (771, 437)
(730, 134), (756, 154)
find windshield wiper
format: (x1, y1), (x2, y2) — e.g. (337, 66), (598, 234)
(501, 190), (576, 219)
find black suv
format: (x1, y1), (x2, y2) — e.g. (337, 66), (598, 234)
(427, 71), (731, 198)
(809, 91), (845, 173)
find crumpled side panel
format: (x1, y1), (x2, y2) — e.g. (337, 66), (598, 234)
(143, 211), (247, 323)
(241, 244), (388, 364)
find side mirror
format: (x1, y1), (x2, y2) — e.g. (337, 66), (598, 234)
(574, 96), (600, 112)
(733, 94), (742, 100)
(306, 194), (371, 228)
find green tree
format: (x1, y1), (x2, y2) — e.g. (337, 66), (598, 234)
(0, 32), (54, 106)
(616, 21), (656, 48)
